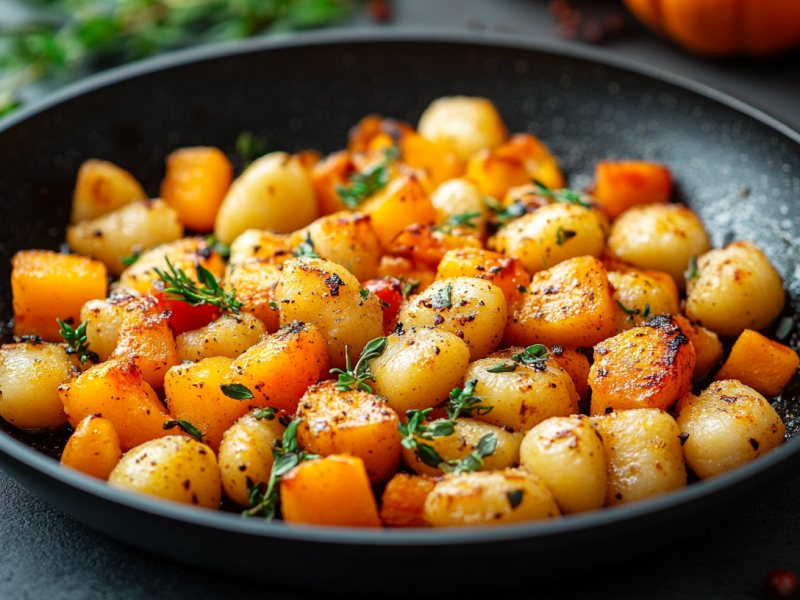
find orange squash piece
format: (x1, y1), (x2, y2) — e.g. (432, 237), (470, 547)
(589, 315), (696, 414)
(59, 360), (173, 451)
(380, 473), (436, 527)
(71, 159), (147, 223)
(436, 247), (530, 308)
(12, 250), (107, 342)
(591, 161), (672, 219)
(161, 147), (233, 232)
(61, 415), (122, 480)
(164, 356), (253, 453)
(715, 329), (799, 397)
(551, 345), (592, 401)
(388, 224), (482, 269)
(311, 151), (355, 216)
(360, 175), (437, 250)
(281, 454), (382, 527)
(672, 314), (723, 379)
(377, 255), (436, 294)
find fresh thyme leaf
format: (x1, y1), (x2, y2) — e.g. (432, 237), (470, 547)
(121, 252), (140, 267)
(360, 288), (369, 300)
(483, 196), (504, 211)
(541, 256), (549, 269)
(401, 278), (420, 300)
(506, 489), (524, 509)
(776, 316), (795, 341)
(329, 337), (388, 393)
(219, 383), (254, 400)
(555, 226), (576, 246)
(163, 419), (204, 443)
(154, 256), (242, 314)
(487, 363), (516, 373)
(446, 379), (493, 421)
(253, 407), (278, 421)
(397, 408), (453, 468)
(336, 145), (399, 208)
(236, 132), (267, 168)
(439, 432), (497, 475)
(205, 234), (231, 260)
(489, 266), (503, 274)
(292, 232), (319, 258)
(434, 211), (481, 234)
(518, 285), (529, 294)
(511, 344), (549, 367)
(416, 443), (446, 469)
(57, 319), (98, 365)
(432, 284), (452, 310)
(493, 201), (528, 226)
(532, 179), (592, 209)
(685, 255), (699, 280)
(616, 300), (639, 318)
(268, 301), (279, 310)
(642, 304), (652, 319)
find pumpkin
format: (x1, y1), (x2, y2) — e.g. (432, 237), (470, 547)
(623, 0), (800, 57)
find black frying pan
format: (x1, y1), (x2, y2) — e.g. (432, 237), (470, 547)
(0, 30), (799, 595)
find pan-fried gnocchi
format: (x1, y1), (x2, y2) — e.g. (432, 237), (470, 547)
(4, 95), (794, 529)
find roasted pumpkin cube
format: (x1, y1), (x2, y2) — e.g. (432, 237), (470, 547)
(12, 250), (107, 341)
(436, 247), (530, 308)
(230, 322), (330, 413)
(388, 224), (482, 269)
(296, 380), (401, 484)
(59, 360), (173, 451)
(71, 159), (147, 223)
(160, 146), (233, 232)
(550, 345), (592, 401)
(591, 161), (672, 219)
(589, 315), (696, 414)
(505, 256), (617, 349)
(61, 415), (122, 480)
(715, 329), (799, 397)
(281, 454), (382, 528)
(380, 473), (436, 527)
(672, 314), (723, 379)
(360, 175), (437, 250)
(311, 150), (354, 216)
(164, 356), (252, 452)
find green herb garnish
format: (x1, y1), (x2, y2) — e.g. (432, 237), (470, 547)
(220, 383), (254, 400)
(154, 257), (242, 314)
(236, 132), (267, 169)
(776, 316), (795, 341)
(401, 277), (420, 300)
(446, 379), (493, 421)
(487, 363), (517, 373)
(556, 226), (576, 246)
(518, 285), (529, 294)
(330, 337), (387, 393)
(511, 344), (550, 366)
(292, 232), (319, 259)
(205, 234), (231, 260)
(685, 255), (699, 280)
(435, 211), (481, 234)
(616, 301), (651, 322)
(336, 145), (399, 209)
(533, 179), (592, 209)
(253, 407), (279, 421)
(494, 201), (528, 226)
(163, 419), (204, 443)
(57, 319), (98, 365)
(244, 418), (318, 520)
(506, 489), (524, 509)
(398, 408), (455, 468)
(432, 284), (452, 309)
(439, 433), (497, 475)
(120, 252), (140, 267)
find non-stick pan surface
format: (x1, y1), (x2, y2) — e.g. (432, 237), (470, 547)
(0, 31), (799, 594)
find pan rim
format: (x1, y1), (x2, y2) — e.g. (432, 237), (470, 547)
(0, 27), (799, 547)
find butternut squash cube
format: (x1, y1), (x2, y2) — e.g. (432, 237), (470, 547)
(360, 175), (437, 250)
(281, 454), (381, 527)
(380, 473), (436, 527)
(61, 415), (122, 480)
(715, 329), (799, 397)
(161, 146), (233, 232)
(591, 161), (672, 219)
(12, 250), (107, 341)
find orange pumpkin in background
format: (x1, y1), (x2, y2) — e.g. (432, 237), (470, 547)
(623, 0), (800, 57)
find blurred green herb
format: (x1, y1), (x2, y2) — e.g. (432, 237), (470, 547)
(0, 0), (356, 115)
(336, 145), (398, 209)
(235, 131), (267, 168)
(205, 234), (230, 260)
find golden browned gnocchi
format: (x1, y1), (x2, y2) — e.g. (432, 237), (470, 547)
(4, 95), (794, 530)
(676, 380), (785, 479)
(397, 277), (507, 361)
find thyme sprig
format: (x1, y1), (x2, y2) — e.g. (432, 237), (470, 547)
(235, 132), (268, 169)
(205, 234), (231, 261)
(292, 232), (319, 259)
(398, 408), (455, 469)
(439, 433), (497, 475)
(244, 418), (318, 520)
(488, 344), (550, 373)
(330, 337), (388, 393)
(616, 301), (652, 322)
(446, 379), (493, 420)
(0, 0), (355, 115)
(57, 319), (98, 364)
(336, 145), (399, 209)
(434, 211), (481, 234)
(163, 419), (204, 442)
(154, 257), (241, 314)
(220, 383), (254, 400)
(532, 179), (592, 209)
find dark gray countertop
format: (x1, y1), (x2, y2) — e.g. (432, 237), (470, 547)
(1, 1), (800, 598)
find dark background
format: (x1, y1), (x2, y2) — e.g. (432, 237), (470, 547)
(1, 1), (800, 598)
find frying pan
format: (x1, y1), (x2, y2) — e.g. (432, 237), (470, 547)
(0, 30), (799, 594)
